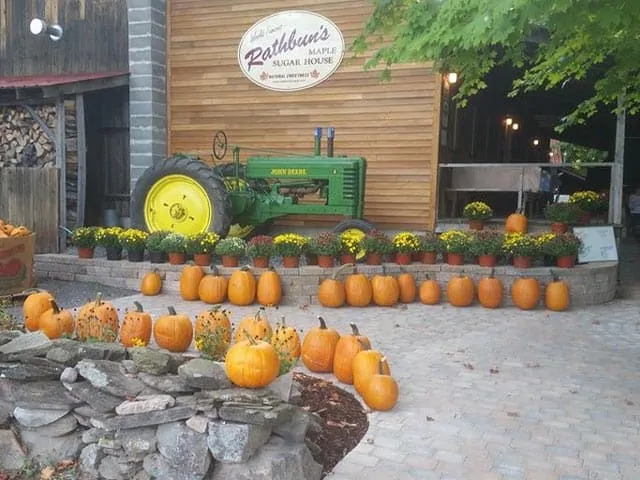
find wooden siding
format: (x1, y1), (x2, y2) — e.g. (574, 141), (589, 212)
(168, 0), (442, 230)
(0, 0), (128, 77)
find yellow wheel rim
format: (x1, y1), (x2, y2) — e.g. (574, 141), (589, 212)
(144, 174), (212, 235)
(342, 228), (367, 260)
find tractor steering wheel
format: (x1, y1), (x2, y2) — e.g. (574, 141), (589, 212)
(212, 130), (228, 160)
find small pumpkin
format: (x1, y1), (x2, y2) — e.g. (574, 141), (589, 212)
(9, 226), (30, 237)
(397, 271), (417, 303)
(120, 301), (153, 347)
(180, 262), (204, 301)
(234, 306), (272, 343)
(362, 357), (399, 411)
(333, 323), (371, 385)
(545, 270), (570, 312)
(505, 211), (528, 234)
(256, 266), (282, 307)
(228, 265), (256, 306)
(198, 265), (228, 304)
(447, 272), (475, 307)
(22, 289), (55, 332)
(419, 274), (441, 305)
(301, 316), (341, 373)
(511, 277), (540, 310)
(477, 268), (503, 309)
(352, 344), (391, 396)
(271, 315), (301, 360)
(39, 299), (75, 340)
(225, 331), (280, 389)
(344, 267), (373, 307)
(76, 292), (120, 342)
(318, 264), (351, 308)
(371, 274), (400, 307)
(153, 306), (193, 352)
(140, 269), (163, 296)
(194, 305), (232, 358)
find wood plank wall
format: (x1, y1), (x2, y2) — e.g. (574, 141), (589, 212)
(168, 0), (442, 230)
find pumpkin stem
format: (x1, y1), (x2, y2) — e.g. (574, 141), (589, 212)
(133, 301), (144, 312)
(211, 304), (222, 312)
(210, 265), (219, 276)
(549, 269), (560, 282)
(425, 273), (430, 280)
(255, 306), (266, 320)
(242, 329), (257, 345)
(489, 268), (495, 278)
(49, 298), (61, 314)
(22, 288), (46, 295)
(167, 306), (177, 315)
(357, 338), (370, 350)
(459, 270), (465, 278)
(240, 265), (252, 272)
(94, 292), (103, 306)
(330, 263), (352, 280)
(280, 315), (287, 328)
(378, 357), (387, 375)
(349, 322), (360, 336)
(317, 316), (328, 329)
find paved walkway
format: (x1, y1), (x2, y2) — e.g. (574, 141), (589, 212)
(102, 291), (640, 480)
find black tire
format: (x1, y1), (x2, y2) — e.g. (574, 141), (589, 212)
(131, 154), (232, 237)
(333, 218), (375, 234)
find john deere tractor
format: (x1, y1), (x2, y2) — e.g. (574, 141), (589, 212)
(130, 129), (375, 243)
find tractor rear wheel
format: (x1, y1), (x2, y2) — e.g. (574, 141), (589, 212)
(131, 154), (232, 237)
(333, 219), (375, 260)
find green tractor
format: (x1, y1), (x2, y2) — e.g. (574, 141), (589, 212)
(130, 128), (375, 248)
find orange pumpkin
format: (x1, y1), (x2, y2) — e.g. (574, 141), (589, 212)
(194, 305), (232, 359)
(505, 212), (528, 234)
(447, 273), (475, 307)
(180, 263), (204, 301)
(198, 266), (228, 304)
(140, 269), (163, 296)
(419, 274), (441, 305)
(317, 264), (350, 308)
(153, 306), (193, 352)
(344, 267), (372, 307)
(371, 274), (400, 307)
(225, 332), (280, 389)
(227, 265), (256, 306)
(477, 268), (503, 309)
(76, 292), (120, 342)
(256, 266), (282, 306)
(271, 315), (301, 361)
(545, 271), (570, 312)
(301, 316), (341, 373)
(39, 299), (75, 340)
(120, 301), (153, 347)
(333, 323), (371, 385)
(23, 289), (55, 332)
(511, 277), (540, 310)
(397, 271), (417, 303)
(234, 307), (272, 343)
(362, 358), (399, 411)
(353, 345), (391, 396)
(9, 226), (30, 237)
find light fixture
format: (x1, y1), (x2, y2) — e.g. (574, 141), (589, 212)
(512, 123), (520, 131)
(549, 151), (554, 157)
(533, 138), (540, 146)
(505, 117), (513, 126)
(447, 72), (458, 84)
(29, 18), (64, 41)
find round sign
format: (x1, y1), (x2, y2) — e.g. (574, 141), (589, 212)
(237, 10), (345, 92)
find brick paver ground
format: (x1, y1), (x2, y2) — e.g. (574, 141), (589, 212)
(103, 289), (640, 480)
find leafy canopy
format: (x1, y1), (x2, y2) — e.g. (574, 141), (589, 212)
(352, 0), (640, 130)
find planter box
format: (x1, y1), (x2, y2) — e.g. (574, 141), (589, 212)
(0, 233), (36, 295)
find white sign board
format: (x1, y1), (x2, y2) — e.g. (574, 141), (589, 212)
(573, 226), (618, 263)
(237, 10), (345, 92)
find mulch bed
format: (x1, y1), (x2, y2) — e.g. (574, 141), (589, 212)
(294, 372), (369, 477)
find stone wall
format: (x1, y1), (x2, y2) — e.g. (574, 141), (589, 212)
(34, 254), (619, 307)
(0, 331), (322, 480)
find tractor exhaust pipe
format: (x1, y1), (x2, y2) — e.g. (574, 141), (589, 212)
(314, 127), (322, 156)
(327, 127), (335, 157)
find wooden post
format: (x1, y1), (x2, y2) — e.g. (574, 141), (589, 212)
(610, 94), (626, 227)
(56, 97), (66, 251)
(76, 93), (87, 228)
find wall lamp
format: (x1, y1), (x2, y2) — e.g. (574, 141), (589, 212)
(447, 72), (458, 84)
(29, 18), (64, 41)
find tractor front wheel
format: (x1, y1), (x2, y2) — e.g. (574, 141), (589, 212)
(333, 219), (375, 260)
(131, 154), (232, 237)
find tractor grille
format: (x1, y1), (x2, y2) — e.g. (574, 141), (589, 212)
(342, 167), (358, 200)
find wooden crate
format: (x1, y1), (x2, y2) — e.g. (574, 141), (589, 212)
(0, 233), (36, 295)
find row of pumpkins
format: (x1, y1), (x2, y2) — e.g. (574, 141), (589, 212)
(20, 290), (398, 411)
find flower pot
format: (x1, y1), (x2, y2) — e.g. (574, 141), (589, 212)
(550, 222), (568, 234)
(556, 255), (576, 268)
(222, 255), (239, 268)
(420, 251), (438, 265)
(341, 254), (356, 265)
(283, 256), (300, 268)
(305, 253), (318, 266)
(395, 252), (412, 265)
(446, 252), (464, 266)
(105, 247), (122, 261)
(194, 253), (212, 267)
(148, 251), (166, 264)
(168, 252), (187, 265)
(577, 212), (591, 225)
(477, 254), (497, 267)
(77, 247), (94, 259)
(317, 255), (335, 268)
(365, 252), (382, 265)
(252, 256), (269, 268)
(469, 219), (485, 231)
(127, 249), (145, 263)
(512, 256), (531, 268)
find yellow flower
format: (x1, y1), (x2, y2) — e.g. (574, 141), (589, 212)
(130, 337), (147, 347)
(392, 232), (420, 252)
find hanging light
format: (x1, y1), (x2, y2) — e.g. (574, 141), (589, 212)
(505, 117), (513, 126)
(29, 18), (64, 41)
(533, 138), (540, 146)
(512, 123), (520, 131)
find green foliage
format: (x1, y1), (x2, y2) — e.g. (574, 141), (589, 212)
(0, 299), (20, 332)
(352, 0), (640, 130)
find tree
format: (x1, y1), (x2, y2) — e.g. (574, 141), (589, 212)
(352, 0), (640, 130)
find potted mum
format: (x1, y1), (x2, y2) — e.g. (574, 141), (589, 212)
(119, 228), (148, 262)
(146, 231), (169, 263)
(160, 233), (187, 265)
(187, 232), (220, 266)
(439, 230), (471, 265)
(469, 230), (504, 267)
(361, 230), (392, 265)
(542, 233), (582, 268)
(544, 202), (579, 233)
(502, 233), (540, 268)
(417, 231), (441, 264)
(308, 232), (341, 268)
(72, 226), (98, 259)
(568, 190), (602, 224)
(339, 230), (363, 264)
(274, 232), (308, 268)
(246, 235), (274, 268)
(391, 232), (420, 265)
(95, 226), (124, 260)
(214, 237), (247, 267)
(462, 201), (493, 230)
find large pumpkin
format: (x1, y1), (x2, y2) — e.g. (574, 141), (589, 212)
(120, 301), (153, 347)
(195, 305), (232, 359)
(447, 273), (475, 307)
(545, 270), (570, 311)
(397, 272), (417, 303)
(317, 264), (350, 308)
(76, 292), (120, 342)
(477, 268), (503, 309)
(256, 266), (282, 307)
(153, 306), (193, 352)
(225, 332), (280, 389)
(23, 289), (55, 332)
(140, 269), (162, 296)
(301, 316), (341, 373)
(198, 266), (228, 304)
(344, 267), (373, 307)
(371, 274), (400, 307)
(352, 345), (391, 395)
(505, 212), (528, 234)
(234, 307), (272, 343)
(271, 315), (301, 361)
(419, 275), (441, 305)
(511, 277), (540, 310)
(228, 266), (256, 306)
(333, 323), (371, 385)
(362, 358), (399, 411)
(180, 263), (204, 301)
(39, 300), (75, 340)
